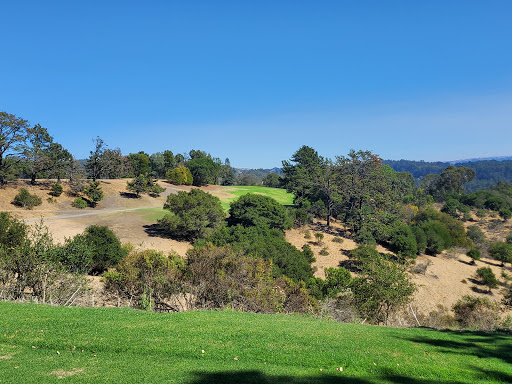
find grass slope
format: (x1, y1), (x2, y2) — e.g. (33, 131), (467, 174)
(217, 186), (294, 211)
(1, 302), (511, 383)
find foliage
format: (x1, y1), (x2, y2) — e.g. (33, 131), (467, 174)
(83, 181), (104, 207)
(83, 225), (128, 274)
(466, 225), (485, 247)
(127, 151), (151, 177)
(126, 174), (164, 197)
(159, 189), (225, 240)
(422, 165), (475, 201)
(12, 188), (42, 209)
(466, 248), (481, 263)
(228, 193), (292, 230)
(476, 267), (499, 292)
(166, 165), (193, 185)
(186, 156), (221, 186)
(262, 172), (282, 188)
(85, 136), (107, 181)
(389, 224), (418, 258)
(453, 295), (501, 331)
(499, 208), (512, 220)
(349, 246), (416, 324)
(50, 183), (63, 196)
(0, 212), (28, 249)
(104, 249), (185, 310)
(0, 111), (30, 184)
(198, 224), (314, 282)
(53, 234), (94, 274)
(319, 247), (329, 256)
(71, 197), (87, 209)
(488, 241), (512, 265)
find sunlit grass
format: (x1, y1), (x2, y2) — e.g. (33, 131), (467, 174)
(1, 302), (511, 383)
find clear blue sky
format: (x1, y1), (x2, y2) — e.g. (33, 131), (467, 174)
(1, 1), (511, 168)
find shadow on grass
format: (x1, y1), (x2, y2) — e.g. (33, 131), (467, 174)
(143, 223), (172, 238)
(403, 328), (512, 366)
(119, 191), (140, 199)
(187, 370), (482, 384)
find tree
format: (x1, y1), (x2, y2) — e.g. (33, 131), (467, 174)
(82, 225), (128, 274)
(85, 137), (107, 181)
(83, 181), (104, 207)
(166, 166), (193, 185)
(0, 112), (30, 184)
(488, 242), (512, 266)
(126, 174), (164, 197)
(467, 249), (481, 265)
(22, 124), (73, 184)
(187, 157), (221, 186)
(476, 267), (499, 292)
(159, 189), (225, 240)
(228, 194), (292, 230)
(423, 165), (476, 201)
(127, 152), (151, 177)
(262, 173), (282, 188)
(100, 148), (126, 179)
(349, 245), (416, 324)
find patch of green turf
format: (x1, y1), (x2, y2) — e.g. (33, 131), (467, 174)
(213, 186), (294, 212)
(1, 302), (511, 383)
(135, 207), (166, 222)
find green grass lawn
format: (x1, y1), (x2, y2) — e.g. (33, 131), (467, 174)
(214, 186), (294, 212)
(136, 207), (167, 222)
(1, 302), (511, 383)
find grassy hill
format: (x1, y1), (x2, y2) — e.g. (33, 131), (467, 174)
(1, 302), (511, 383)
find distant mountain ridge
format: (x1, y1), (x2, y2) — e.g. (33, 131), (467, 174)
(447, 156), (512, 164)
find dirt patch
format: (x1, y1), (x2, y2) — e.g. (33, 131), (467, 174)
(48, 368), (84, 379)
(0, 355), (12, 359)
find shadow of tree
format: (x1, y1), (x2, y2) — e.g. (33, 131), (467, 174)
(403, 329), (512, 366)
(119, 191), (140, 199)
(186, 370), (494, 384)
(143, 223), (173, 239)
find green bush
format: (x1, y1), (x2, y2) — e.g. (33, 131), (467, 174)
(476, 209), (487, 218)
(83, 181), (104, 207)
(389, 225), (418, 258)
(53, 234), (93, 274)
(159, 189), (225, 241)
(488, 242), (512, 266)
(83, 225), (128, 274)
(476, 267), (499, 292)
(319, 247), (329, 256)
(13, 188), (42, 209)
(228, 193), (292, 230)
(466, 248), (481, 264)
(466, 225), (485, 247)
(499, 208), (512, 221)
(0, 212), (28, 249)
(50, 183), (63, 197)
(72, 197), (87, 209)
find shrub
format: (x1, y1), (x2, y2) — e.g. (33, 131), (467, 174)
(499, 208), (512, 221)
(104, 249), (185, 310)
(0, 212), (28, 249)
(319, 247), (329, 256)
(466, 225), (485, 247)
(354, 229), (376, 245)
(72, 197), (87, 209)
(389, 225), (418, 258)
(13, 188), (42, 209)
(53, 234), (94, 274)
(507, 233), (512, 245)
(83, 225), (128, 274)
(476, 209), (487, 218)
(126, 174), (165, 197)
(332, 236), (344, 243)
(303, 229), (311, 239)
(228, 193), (292, 230)
(159, 189), (225, 241)
(453, 295), (500, 331)
(476, 267), (499, 292)
(488, 242), (512, 266)
(466, 248), (481, 264)
(314, 233), (324, 245)
(83, 181), (104, 207)
(50, 183), (63, 197)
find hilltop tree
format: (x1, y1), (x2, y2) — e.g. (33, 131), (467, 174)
(85, 137), (107, 181)
(0, 112), (30, 184)
(127, 152), (151, 177)
(423, 165), (476, 201)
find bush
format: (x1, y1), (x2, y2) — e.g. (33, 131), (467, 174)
(83, 181), (104, 207)
(332, 236), (344, 243)
(499, 208), (512, 221)
(50, 183), (63, 197)
(466, 248), (481, 264)
(453, 295), (500, 331)
(476, 209), (487, 218)
(126, 174), (164, 197)
(159, 189), (225, 241)
(72, 197), (87, 209)
(83, 225), (128, 274)
(466, 225), (485, 247)
(228, 193), (292, 230)
(489, 242), (512, 266)
(476, 267), (499, 292)
(314, 233), (324, 245)
(104, 249), (185, 310)
(53, 234), (93, 274)
(507, 233), (512, 245)
(166, 166), (193, 186)
(319, 247), (329, 256)
(389, 225), (418, 258)
(13, 188), (42, 209)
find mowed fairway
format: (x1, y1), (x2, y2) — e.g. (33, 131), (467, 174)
(1, 302), (511, 383)
(212, 186), (294, 212)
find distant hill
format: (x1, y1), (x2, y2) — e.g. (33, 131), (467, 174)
(384, 159), (512, 192)
(448, 155), (512, 164)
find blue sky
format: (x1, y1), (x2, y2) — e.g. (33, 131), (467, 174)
(1, 1), (511, 168)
